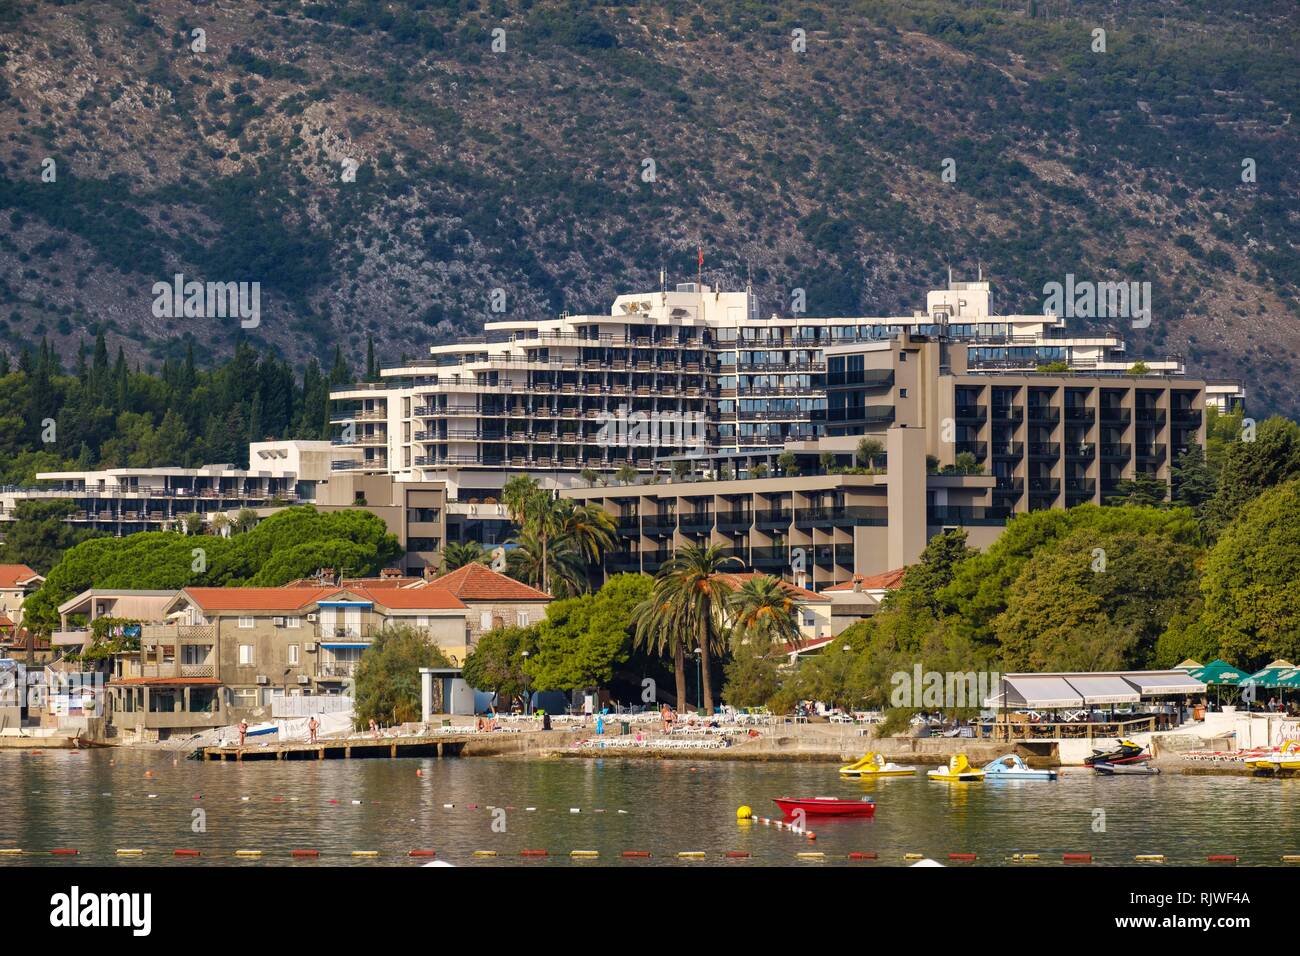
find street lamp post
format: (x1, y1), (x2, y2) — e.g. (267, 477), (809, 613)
(521, 650), (530, 715)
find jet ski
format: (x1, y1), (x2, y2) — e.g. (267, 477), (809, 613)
(1093, 762), (1160, 775)
(1083, 738), (1150, 766)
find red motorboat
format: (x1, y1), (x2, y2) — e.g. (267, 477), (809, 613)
(773, 796), (876, 818)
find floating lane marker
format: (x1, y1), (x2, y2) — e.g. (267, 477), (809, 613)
(235, 850), (263, 858)
(290, 850), (319, 858)
(0, 849), (22, 856)
(1063, 853), (1092, 864)
(570, 850), (599, 859)
(1135, 854), (1166, 863)
(174, 849), (201, 858)
(115, 849), (144, 857)
(725, 851), (751, 859)
(677, 851), (706, 859)
(902, 853), (923, 861)
(351, 850), (379, 858)
(796, 851), (825, 860)
(1208, 854), (1238, 863)
(948, 852), (977, 862)
(1282, 855), (1300, 864)
(847, 852), (877, 861)
(520, 849), (549, 857)
(621, 850), (652, 858)
(50, 848), (79, 856)
(1008, 853), (1040, 863)
(408, 850), (436, 858)
(472, 850), (497, 857)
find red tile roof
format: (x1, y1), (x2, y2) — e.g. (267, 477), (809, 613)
(180, 585), (468, 613)
(0, 564), (42, 589)
(345, 587), (466, 611)
(822, 568), (908, 593)
(714, 572), (827, 603)
(424, 563), (551, 602)
(180, 587), (340, 612)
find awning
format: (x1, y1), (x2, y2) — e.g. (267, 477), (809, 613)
(1065, 675), (1141, 705)
(985, 675), (1083, 709)
(320, 642), (366, 650)
(1125, 671), (1208, 695)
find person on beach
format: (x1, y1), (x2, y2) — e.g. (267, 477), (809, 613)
(308, 715), (319, 744)
(369, 718), (379, 737)
(238, 720), (248, 746)
(661, 703), (675, 734)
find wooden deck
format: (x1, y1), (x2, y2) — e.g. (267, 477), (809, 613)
(199, 734), (472, 761)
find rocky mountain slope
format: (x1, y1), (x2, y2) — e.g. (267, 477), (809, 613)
(0, 1), (1296, 410)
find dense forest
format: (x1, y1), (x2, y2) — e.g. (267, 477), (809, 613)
(0, 332), (360, 486)
(0, 1), (1296, 410)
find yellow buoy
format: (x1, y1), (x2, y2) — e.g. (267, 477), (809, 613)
(736, 805), (752, 820)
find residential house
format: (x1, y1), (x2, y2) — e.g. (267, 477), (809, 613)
(423, 563), (552, 650)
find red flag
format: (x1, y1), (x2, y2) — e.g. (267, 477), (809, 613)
(697, 246), (704, 267)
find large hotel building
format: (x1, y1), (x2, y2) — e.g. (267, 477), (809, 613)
(322, 278), (1242, 586)
(0, 279), (1244, 589)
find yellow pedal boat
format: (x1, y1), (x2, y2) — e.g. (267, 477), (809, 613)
(1248, 740), (1300, 772)
(927, 754), (986, 782)
(839, 752), (918, 778)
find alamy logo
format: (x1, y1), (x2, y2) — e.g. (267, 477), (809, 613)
(50, 886), (151, 937)
(595, 404), (706, 454)
(890, 665), (1000, 709)
(152, 273), (261, 328)
(1042, 274), (1150, 328)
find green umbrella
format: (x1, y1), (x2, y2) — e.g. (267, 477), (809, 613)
(1241, 659), (1297, 690)
(1274, 668), (1300, 690)
(1188, 659), (1248, 685)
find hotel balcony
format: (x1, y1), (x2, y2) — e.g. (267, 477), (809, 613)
(1064, 406), (1094, 424)
(1099, 443), (1131, 461)
(1135, 408), (1167, 427)
(1065, 442), (1096, 461)
(991, 441), (1024, 459)
(1028, 442), (1060, 460)
(642, 515), (678, 536)
(1100, 408), (1131, 425)
(955, 404), (987, 423)
(679, 512), (714, 533)
(750, 546), (790, 569)
(755, 509), (792, 530)
(717, 511), (752, 532)
(1135, 445), (1167, 464)
(1170, 409), (1203, 427)
(927, 506), (1011, 526)
(1027, 406), (1060, 425)
(989, 405), (1023, 423)
(956, 441), (988, 462)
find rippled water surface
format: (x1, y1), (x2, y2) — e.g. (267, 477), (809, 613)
(2, 749), (1298, 866)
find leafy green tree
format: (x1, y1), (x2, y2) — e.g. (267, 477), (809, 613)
(1171, 444), (1216, 511)
(1104, 472), (1167, 507)
(526, 574), (652, 691)
(354, 624), (452, 727)
(0, 499), (99, 574)
(1204, 416), (1300, 536)
(856, 437), (884, 469)
(776, 450), (798, 476)
(721, 643), (782, 708)
(461, 624), (537, 709)
(1199, 479), (1300, 668)
(992, 529), (1199, 670)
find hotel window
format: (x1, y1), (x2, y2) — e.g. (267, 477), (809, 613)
(238, 644), (254, 665)
(286, 616), (301, 629)
(288, 644), (300, 666)
(899, 388), (908, 398)
(238, 616), (255, 629)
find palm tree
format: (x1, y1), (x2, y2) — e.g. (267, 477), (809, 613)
(505, 528), (586, 597)
(728, 574), (803, 654)
(643, 543), (739, 714)
(441, 541), (489, 572)
(500, 476), (566, 593)
(560, 501), (616, 565)
(631, 588), (693, 712)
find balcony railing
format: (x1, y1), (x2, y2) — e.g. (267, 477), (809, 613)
(1028, 442), (1060, 459)
(1064, 442), (1095, 459)
(928, 506), (1011, 526)
(1027, 406), (1060, 424)
(956, 441), (988, 461)
(1135, 408), (1166, 426)
(955, 405), (987, 423)
(642, 515), (678, 536)
(990, 405), (1024, 423)
(991, 441), (1024, 458)
(679, 512), (714, 532)
(1028, 477), (1060, 495)
(755, 509), (792, 529)
(1100, 443), (1131, 460)
(1100, 408), (1131, 424)
(1064, 406), (1094, 423)
(717, 511), (752, 531)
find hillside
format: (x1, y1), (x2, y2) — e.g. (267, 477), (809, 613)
(0, 1), (1296, 411)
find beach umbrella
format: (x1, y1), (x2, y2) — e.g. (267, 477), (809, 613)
(1242, 659), (1297, 690)
(1175, 659), (1204, 671)
(1188, 659), (1248, 685)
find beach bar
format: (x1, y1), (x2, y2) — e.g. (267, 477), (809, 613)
(983, 670), (1208, 742)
